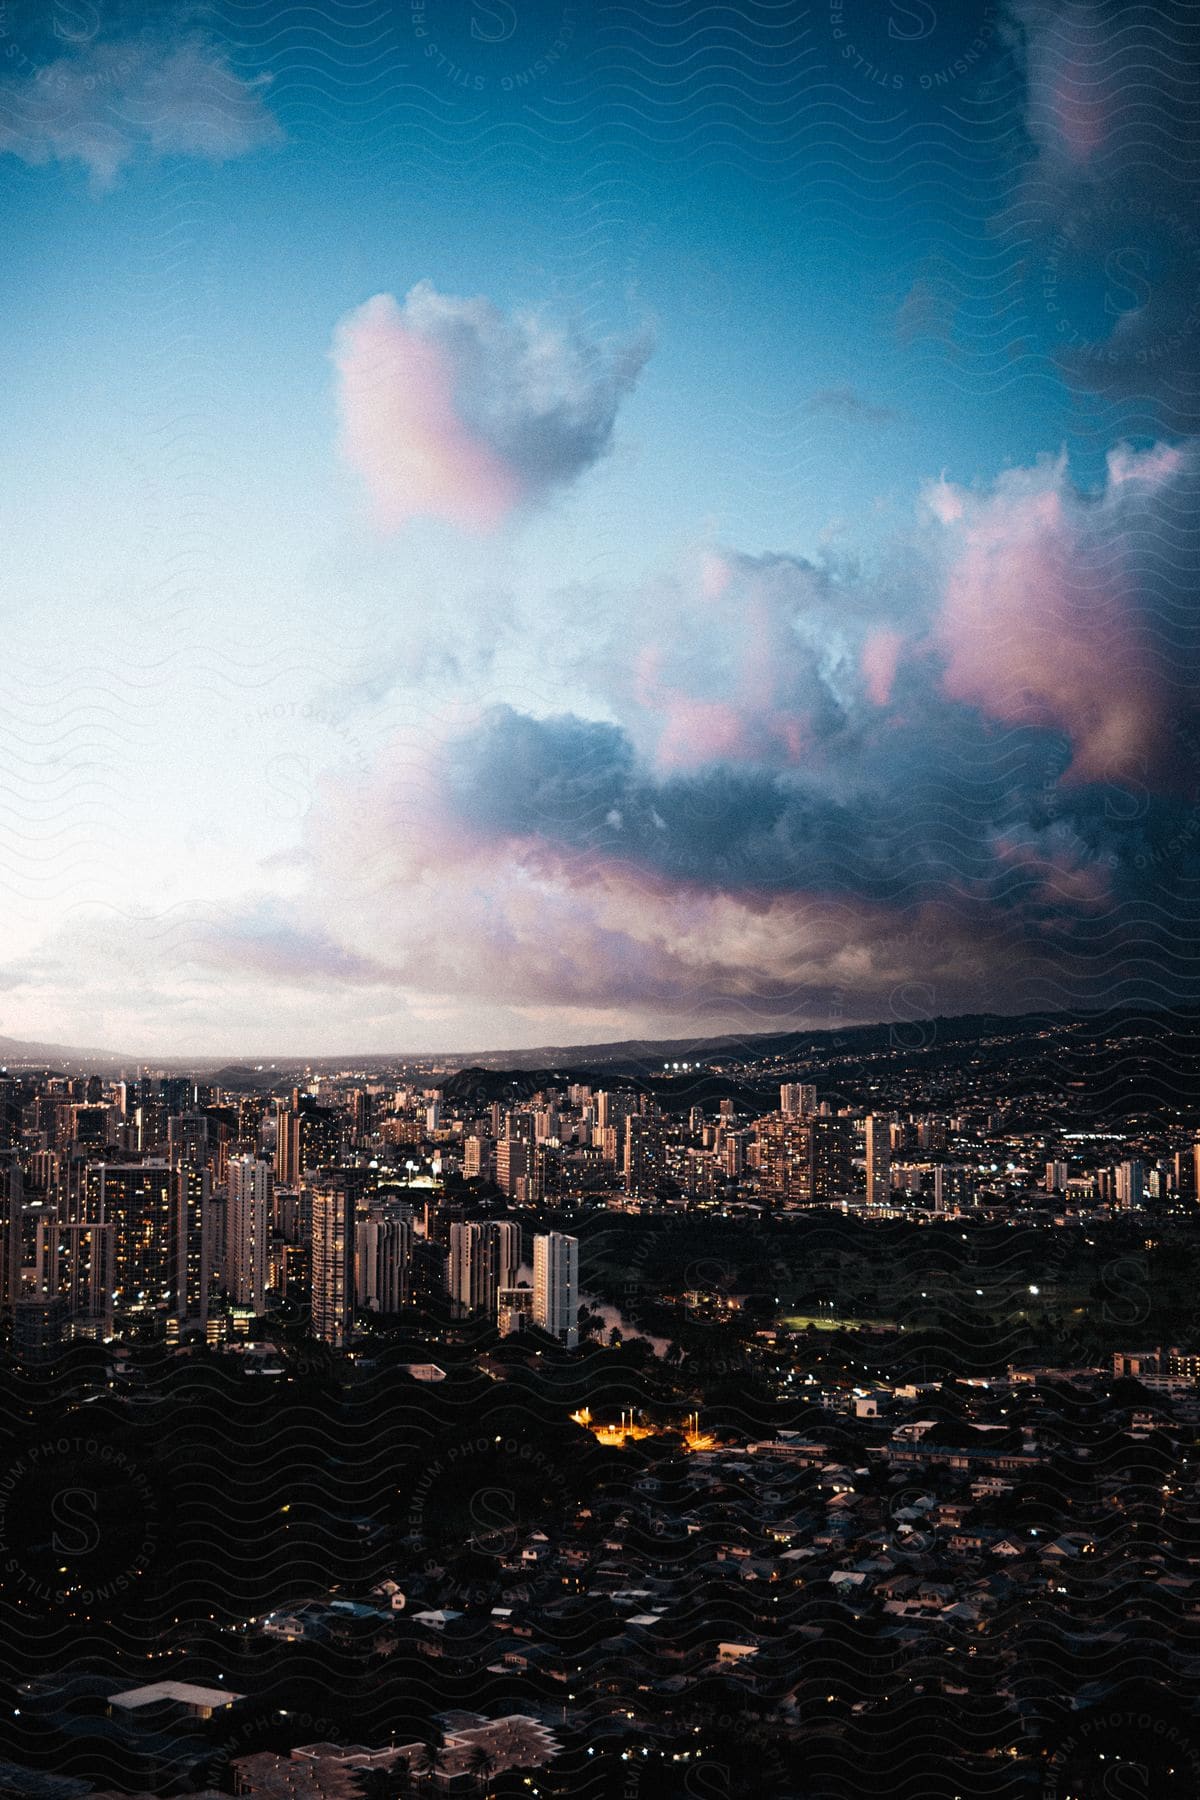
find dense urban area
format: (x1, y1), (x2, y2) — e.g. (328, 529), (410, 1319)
(1, 1011), (1199, 1797)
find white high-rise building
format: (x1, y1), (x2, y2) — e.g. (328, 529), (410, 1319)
(447, 1220), (498, 1316)
(226, 1155), (272, 1313)
(780, 1083), (817, 1119)
(356, 1212), (411, 1312)
(533, 1231), (578, 1349)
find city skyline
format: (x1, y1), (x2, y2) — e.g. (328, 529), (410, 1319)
(7, 7), (1200, 1792)
(5, 1), (1200, 1053)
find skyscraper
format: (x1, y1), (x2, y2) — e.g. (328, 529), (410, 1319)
(226, 1154), (272, 1314)
(310, 1170), (357, 1347)
(355, 1211), (411, 1313)
(60, 1221), (113, 1334)
(172, 1163), (212, 1328)
(447, 1220), (496, 1317)
(623, 1114), (663, 1198)
(0, 1150), (23, 1317)
(275, 1104), (301, 1186)
(96, 1161), (174, 1325)
(492, 1219), (521, 1292)
(495, 1137), (529, 1201)
(533, 1231), (578, 1348)
(780, 1083), (817, 1119)
(759, 1115), (853, 1206)
(865, 1115), (892, 1209)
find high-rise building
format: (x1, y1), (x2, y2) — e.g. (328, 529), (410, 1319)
(300, 1104), (344, 1173)
(865, 1115), (892, 1208)
(1115, 1160), (1146, 1210)
(623, 1114), (663, 1198)
(310, 1170), (357, 1347)
(0, 1150), (23, 1317)
(172, 1164), (212, 1327)
(1045, 1160), (1069, 1194)
(355, 1211), (411, 1312)
(495, 1138), (530, 1201)
(226, 1155), (272, 1313)
(493, 1220), (521, 1292)
(534, 1106), (560, 1143)
(168, 1111), (222, 1172)
(533, 1231), (578, 1348)
(780, 1084), (817, 1119)
(60, 1221), (113, 1333)
(96, 1161), (174, 1324)
(758, 1116), (808, 1206)
(759, 1116), (853, 1206)
(810, 1117), (854, 1201)
(275, 1104), (302, 1186)
(595, 1091), (638, 1133)
(463, 1135), (494, 1182)
(447, 1221), (497, 1317)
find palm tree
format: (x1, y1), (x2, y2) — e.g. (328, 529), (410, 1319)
(410, 1734), (441, 1784)
(468, 1744), (496, 1795)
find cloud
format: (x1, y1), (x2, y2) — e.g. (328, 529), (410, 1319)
(259, 437), (1200, 1022)
(19, 434), (1200, 1039)
(927, 441), (1194, 783)
(618, 548), (906, 773)
(0, 12), (281, 188)
(333, 284), (650, 532)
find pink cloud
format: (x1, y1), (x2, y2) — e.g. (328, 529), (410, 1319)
(860, 627), (903, 706)
(334, 294), (520, 533)
(333, 283), (648, 533)
(928, 446), (1184, 783)
(625, 551), (881, 773)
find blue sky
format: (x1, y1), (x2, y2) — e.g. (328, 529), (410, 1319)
(1, 0), (1198, 1054)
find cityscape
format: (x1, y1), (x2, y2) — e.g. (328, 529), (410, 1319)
(2, 1014), (1200, 1795)
(6, 0), (1200, 1794)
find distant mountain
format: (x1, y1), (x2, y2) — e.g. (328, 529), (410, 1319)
(0, 1032), (129, 1071)
(438, 1006), (1200, 1121)
(5, 1006), (1200, 1119)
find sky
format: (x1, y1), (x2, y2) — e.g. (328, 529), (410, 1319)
(1, 0), (1200, 1056)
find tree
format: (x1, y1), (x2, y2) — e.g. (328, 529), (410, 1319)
(468, 1743), (496, 1793)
